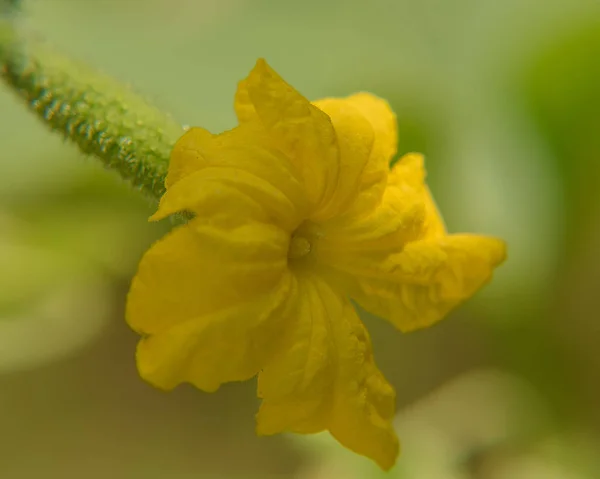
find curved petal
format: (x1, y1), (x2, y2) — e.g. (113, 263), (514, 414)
(127, 218), (296, 391)
(318, 154), (433, 257)
(234, 74), (257, 124)
(235, 59), (340, 213)
(339, 234), (507, 332)
(256, 275), (399, 470)
(423, 185), (447, 238)
(340, 93), (398, 166)
(164, 126), (210, 189)
(309, 97), (377, 220)
(235, 60), (405, 223)
(313, 93), (398, 219)
(316, 152), (504, 332)
(134, 271), (299, 392)
(159, 123), (308, 232)
(126, 218), (289, 336)
(392, 153), (446, 238)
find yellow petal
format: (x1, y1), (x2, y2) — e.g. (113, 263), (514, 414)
(343, 234), (507, 332)
(341, 92), (398, 165)
(313, 93), (398, 219)
(316, 151), (504, 332)
(309, 97), (376, 220)
(235, 59), (341, 214)
(234, 74), (257, 124)
(256, 275), (399, 470)
(134, 271), (299, 392)
(158, 123), (308, 232)
(391, 153), (446, 238)
(235, 61), (405, 222)
(126, 218), (289, 336)
(127, 213), (296, 391)
(164, 126), (211, 189)
(318, 153), (431, 255)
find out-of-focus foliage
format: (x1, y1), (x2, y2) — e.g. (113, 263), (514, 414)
(1, 0), (599, 478)
(523, 20), (600, 250)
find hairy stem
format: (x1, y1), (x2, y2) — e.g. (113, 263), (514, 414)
(1, 5), (183, 200)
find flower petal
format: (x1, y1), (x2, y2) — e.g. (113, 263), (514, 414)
(308, 97), (376, 220)
(126, 218), (289, 336)
(235, 61), (406, 222)
(339, 93), (398, 166)
(318, 154), (433, 255)
(392, 153), (446, 238)
(234, 59), (341, 215)
(316, 151), (504, 332)
(164, 126), (211, 189)
(313, 93), (398, 218)
(341, 234), (507, 332)
(158, 123), (308, 231)
(127, 215), (297, 391)
(234, 74), (257, 124)
(134, 271), (299, 392)
(256, 275), (399, 470)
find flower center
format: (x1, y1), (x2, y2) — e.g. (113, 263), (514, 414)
(288, 234), (312, 260)
(287, 221), (323, 268)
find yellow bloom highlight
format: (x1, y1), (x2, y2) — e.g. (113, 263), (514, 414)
(126, 59), (506, 470)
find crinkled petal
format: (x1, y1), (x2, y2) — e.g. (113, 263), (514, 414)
(126, 218), (289, 336)
(236, 59), (340, 207)
(134, 271), (298, 392)
(164, 127), (210, 189)
(235, 60), (403, 222)
(316, 152), (504, 332)
(313, 93), (398, 219)
(340, 235), (507, 332)
(318, 154), (434, 256)
(256, 274), (399, 470)
(392, 153), (446, 238)
(422, 184), (446, 238)
(159, 124), (308, 231)
(339, 92), (398, 166)
(234, 59), (341, 215)
(307, 97), (375, 219)
(127, 220), (297, 391)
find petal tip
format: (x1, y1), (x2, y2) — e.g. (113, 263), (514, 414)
(135, 339), (177, 392)
(400, 151), (425, 165)
(148, 199), (173, 222)
(254, 420), (276, 438)
(379, 430), (401, 470)
(148, 211), (163, 222)
(493, 238), (508, 265)
(378, 442), (400, 471)
(250, 58), (271, 81)
(478, 236), (508, 268)
(255, 57), (268, 68)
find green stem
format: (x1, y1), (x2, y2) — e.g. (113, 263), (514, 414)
(1, 7), (183, 200)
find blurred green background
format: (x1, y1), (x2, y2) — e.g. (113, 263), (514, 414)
(1, 0), (600, 477)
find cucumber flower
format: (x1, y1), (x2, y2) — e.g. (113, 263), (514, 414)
(126, 59), (506, 470)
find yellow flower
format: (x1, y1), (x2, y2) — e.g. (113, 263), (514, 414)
(126, 59), (506, 470)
